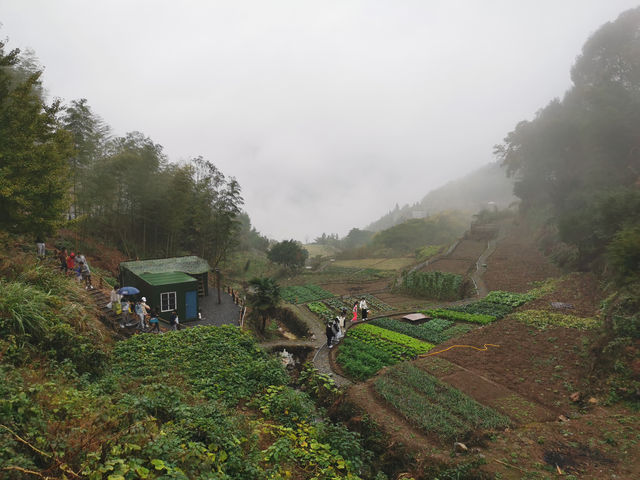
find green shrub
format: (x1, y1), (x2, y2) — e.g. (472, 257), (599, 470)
(252, 385), (318, 427)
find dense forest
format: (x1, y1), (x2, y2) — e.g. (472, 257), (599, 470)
(0, 38), (267, 271)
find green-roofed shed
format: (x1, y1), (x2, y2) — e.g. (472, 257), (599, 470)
(119, 256), (211, 322)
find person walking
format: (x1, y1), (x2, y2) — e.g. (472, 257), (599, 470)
(58, 247), (68, 273)
(170, 310), (179, 331)
(134, 300), (146, 330)
(331, 317), (341, 343)
(36, 236), (45, 258)
(325, 321), (335, 348)
(66, 252), (76, 276)
(359, 297), (369, 321)
(337, 308), (346, 337)
(352, 301), (358, 322)
(121, 298), (130, 326)
(110, 284), (121, 313)
(80, 260), (93, 289)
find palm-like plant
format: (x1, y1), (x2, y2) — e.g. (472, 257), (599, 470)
(246, 277), (281, 332)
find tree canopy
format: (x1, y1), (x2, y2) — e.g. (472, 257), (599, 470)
(495, 6), (640, 281)
(0, 40), (73, 237)
(267, 240), (309, 270)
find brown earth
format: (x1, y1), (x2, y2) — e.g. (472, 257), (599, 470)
(422, 239), (486, 275)
(484, 221), (562, 292)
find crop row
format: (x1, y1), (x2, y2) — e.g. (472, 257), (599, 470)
(369, 317), (456, 344)
(423, 308), (497, 325)
(281, 284), (334, 304)
(307, 301), (334, 321)
(374, 363), (510, 441)
(348, 323), (434, 358)
(394, 270), (464, 301)
(336, 337), (398, 380)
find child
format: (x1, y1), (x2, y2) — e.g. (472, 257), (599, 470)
(149, 312), (160, 333)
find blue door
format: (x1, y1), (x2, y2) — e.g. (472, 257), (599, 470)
(185, 290), (197, 320)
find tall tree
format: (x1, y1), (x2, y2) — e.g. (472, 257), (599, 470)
(62, 98), (110, 218)
(0, 40), (73, 236)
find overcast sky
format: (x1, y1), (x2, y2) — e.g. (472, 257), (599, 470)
(2, 1), (639, 241)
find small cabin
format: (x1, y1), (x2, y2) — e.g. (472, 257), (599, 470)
(119, 256), (211, 322)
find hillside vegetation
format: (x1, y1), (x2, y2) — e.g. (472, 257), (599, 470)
(0, 247), (376, 479)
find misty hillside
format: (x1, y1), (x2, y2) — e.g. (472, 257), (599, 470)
(366, 162), (516, 232)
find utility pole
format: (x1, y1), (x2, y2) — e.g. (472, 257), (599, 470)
(215, 268), (221, 305)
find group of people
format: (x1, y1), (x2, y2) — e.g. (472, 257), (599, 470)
(325, 297), (369, 348)
(56, 248), (93, 290)
(108, 285), (170, 333)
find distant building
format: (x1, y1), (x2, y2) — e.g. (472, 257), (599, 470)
(119, 256), (211, 322)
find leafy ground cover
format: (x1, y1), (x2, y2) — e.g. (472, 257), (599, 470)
(349, 324), (435, 358)
(511, 309), (602, 330)
(281, 284), (334, 304)
(374, 363), (510, 441)
(368, 317), (472, 344)
(423, 308), (497, 325)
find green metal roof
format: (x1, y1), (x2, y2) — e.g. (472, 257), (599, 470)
(139, 271), (198, 286)
(121, 256), (211, 275)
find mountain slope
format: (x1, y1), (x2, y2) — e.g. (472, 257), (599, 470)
(367, 162), (515, 232)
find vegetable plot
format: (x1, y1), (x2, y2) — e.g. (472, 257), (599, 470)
(368, 317), (471, 344)
(423, 308), (497, 325)
(281, 284), (334, 304)
(374, 363), (510, 441)
(337, 324), (434, 380)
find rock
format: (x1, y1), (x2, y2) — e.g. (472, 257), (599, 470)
(453, 442), (468, 453)
(569, 392), (581, 402)
(558, 415), (570, 422)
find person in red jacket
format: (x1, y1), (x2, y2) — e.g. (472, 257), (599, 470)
(66, 252), (75, 275)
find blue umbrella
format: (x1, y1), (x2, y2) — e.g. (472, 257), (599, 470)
(117, 286), (140, 296)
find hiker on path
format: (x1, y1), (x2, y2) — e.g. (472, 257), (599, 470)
(36, 236), (45, 258)
(337, 308), (346, 336)
(359, 297), (369, 321)
(66, 252), (76, 276)
(110, 285), (122, 314)
(325, 321), (334, 348)
(332, 317), (341, 342)
(170, 310), (179, 331)
(140, 297), (151, 314)
(58, 247), (68, 273)
(352, 301), (358, 322)
(80, 260), (93, 289)
(121, 298), (131, 325)
(134, 300), (146, 330)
